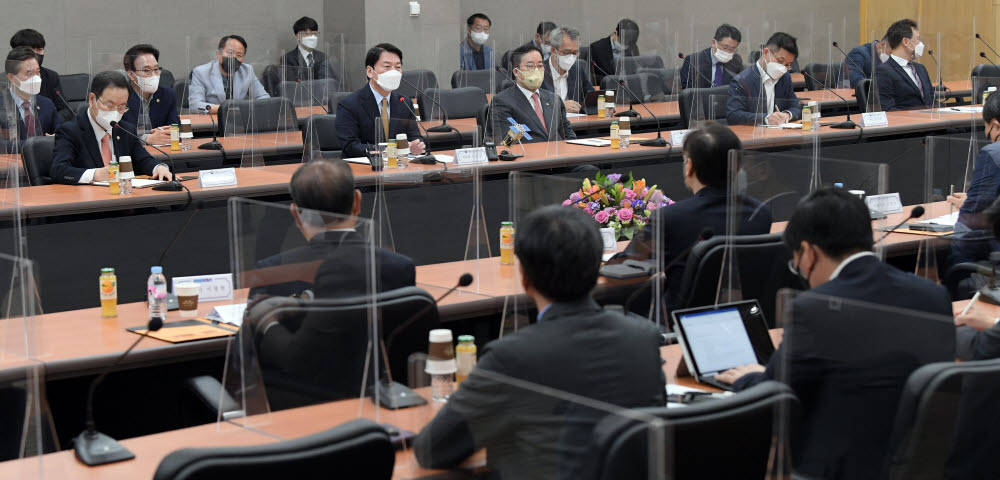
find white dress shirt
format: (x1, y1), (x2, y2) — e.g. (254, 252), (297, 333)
(549, 57), (569, 101)
(516, 83), (540, 105)
(756, 62), (777, 115)
(890, 54), (921, 90)
(828, 251), (878, 280)
(369, 83), (390, 117)
(78, 110), (114, 184)
(298, 45), (314, 68)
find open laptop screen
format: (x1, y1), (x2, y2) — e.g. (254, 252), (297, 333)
(676, 307), (758, 376)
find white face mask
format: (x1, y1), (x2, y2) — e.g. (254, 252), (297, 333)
(300, 35), (319, 49)
(470, 31), (489, 46)
(14, 75), (41, 96)
(93, 105), (123, 132)
(612, 37), (626, 52)
(912, 40), (925, 58)
(879, 52), (890, 63)
(133, 74), (160, 94)
(541, 43), (552, 56)
(374, 69), (402, 91)
(713, 44), (734, 63)
(557, 52), (577, 71)
(764, 51), (788, 80)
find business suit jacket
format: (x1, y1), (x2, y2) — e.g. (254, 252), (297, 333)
(50, 113), (159, 184)
(281, 47), (340, 86)
(459, 40), (494, 71)
(541, 58), (591, 105)
(121, 86), (180, 131)
(39, 66), (73, 121)
(335, 84), (424, 158)
(501, 40), (548, 73)
(726, 64), (802, 125)
(188, 60), (270, 113)
(487, 85), (576, 143)
(680, 47), (744, 89)
(876, 57), (933, 111)
(0, 91), (60, 143)
(413, 297), (666, 479)
(612, 186), (772, 312)
(734, 255), (954, 480)
(950, 141), (1000, 265)
(846, 41), (881, 88)
(589, 36), (639, 87)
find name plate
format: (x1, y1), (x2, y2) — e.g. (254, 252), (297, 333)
(669, 129), (692, 146)
(454, 147), (489, 166)
(198, 168), (238, 188)
(865, 193), (903, 215)
(860, 111), (888, 127)
(172, 273), (234, 302)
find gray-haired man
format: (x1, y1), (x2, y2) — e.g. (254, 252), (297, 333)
(541, 26), (591, 113)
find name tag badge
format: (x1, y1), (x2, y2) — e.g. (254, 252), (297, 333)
(171, 274), (234, 301)
(454, 147), (489, 166)
(197, 167), (238, 188)
(860, 111), (888, 127)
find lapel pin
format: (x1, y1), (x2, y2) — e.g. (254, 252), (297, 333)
(116, 136), (120, 141)
(156, 99), (160, 103)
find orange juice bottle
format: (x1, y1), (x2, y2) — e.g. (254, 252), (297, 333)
(99, 268), (117, 318)
(499, 222), (515, 265)
(455, 335), (477, 384)
(108, 159), (120, 195)
(610, 121), (620, 149)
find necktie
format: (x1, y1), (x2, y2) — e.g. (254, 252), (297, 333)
(908, 64), (923, 98)
(224, 79), (233, 100)
(380, 98), (390, 142)
(306, 52), (313, 68)
(22, 103), (36, 138)
(532, 92), (547, 130)
(714, 63), (724, 86)
(100, 133), (112, 167)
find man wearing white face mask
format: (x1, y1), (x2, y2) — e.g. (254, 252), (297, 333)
(459, 13), (494, 71)
(279, 16), (340, 87)
(876, 18), (933, 111)
(541, 26), (591, 113)
(51, 71), (171, 185)
(502, 22), (556, 74)
(335, 43), (425, 158)
(488, 45), (576, 143)
(121, 44), (179, 146)
(845, 34), (889, 88)
(1, 46), (60, 142)
(680, 24), (745, 89)
(726, 32), (802, 126)
(590, 19), (640, 86)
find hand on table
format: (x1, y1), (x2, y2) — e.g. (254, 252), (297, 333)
(92, 167), (111, 182)
(766, 111), (791, 125)
(715, 363), (766, 385)
(564, 100), (582, 114)
(947, 192), (967, 209)
(955, 304), (997, 331)
(151, 164), (173, 181)
(410, 139), (425, 155)
(146, 127), (172, 146)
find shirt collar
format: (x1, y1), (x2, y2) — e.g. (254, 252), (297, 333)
(536, 304), (552, 322)
(829, 251), (877, 280)
(756, 62), (776, 86)
(549, 57), (569, 79)
(890, 54), (909, 68)
(298, 44), (313, 62)
(516, 83), (538, 103)
(8, 88), (25, 110)
(369, 83), (389, 105)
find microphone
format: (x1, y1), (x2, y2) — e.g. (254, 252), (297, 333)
(857, 139), (925, 193)
(110, 121), (187, 195)
(977, 33), (1000, 63)
(623, 228), (713, 313)
(926, 50), (948, 92)
(678, 52), (716, 88)
(980, 52), (1000, 72)
(590, 61), (640, 118)
(874, 205), (925, 244)
(800, 70), (858, 130)
(398, 75), (455, 134)
(74, 317), (164, 465)
(53, 90), (75, 115)
(396, 95), (439, 165)
(495, 65), (514, 82)
(295, 78), (329, 114)
(197, 105), (224, 151)
(832, 41), (870, 83)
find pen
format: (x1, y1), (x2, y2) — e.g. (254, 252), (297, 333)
(961, 291), (981, 316)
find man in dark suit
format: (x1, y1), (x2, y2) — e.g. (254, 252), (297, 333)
(121, 44), (179, 146)
(248, 159), (416, 301)
(680, 24), (745, 89)
(10, 29), (73, 121)
(610, 122), (772, 311)
(335, 43), (425, 158)
(727, 32), (802, 125)
(876, 19), (933, 111)
(413, 205), (666, 478)
(845, 36), (888, 88)
(717, 188), (954, 480)
(50, 71), (172, 185)
(1, 47), (60, 143)
(541, 26), (591, 114)
(589, 19), (639, 87)
(279, 16), (341, 86)
(488, 45), (575, 143)
(501, 21), (556, 73)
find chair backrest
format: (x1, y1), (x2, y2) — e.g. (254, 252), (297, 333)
(328, 91), (352, 114)
(582, 381), (799, 480)
(971, 64), (1000, 104)
(301, 114), (339, 152)
(674, 233), (801, 325)
(476, 102), (490, 141)
(398, 69), (438, 99)
(621, 54), (664, 74)
(217, 97), (298, 135)
(677, 85), (729, 128)
(174, 79), (190, 110)
(637, 67), (679, 94)
(803, 62), (845, 90)
(450, 69), (510, 93)
(599, 73), (665, 104)
(21, 135), (55, 186)
(885, 358), (1000, 480)
(59, 73), (90, 101)
(159, 69), (176, 91)
(279, 79), (340, 107)
(856, 78), (872, 113)
(152, 418), (394, 480)
(418, 87), (487, 120)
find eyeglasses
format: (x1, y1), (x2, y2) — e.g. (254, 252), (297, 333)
(134, 67), (162, 76)
(715, 41), (739, 53)
(553, 47), (579, 56)
(519, 64), (544, 71)
(95, 96), (129, 114)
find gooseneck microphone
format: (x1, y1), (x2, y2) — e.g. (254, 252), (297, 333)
(678, 52), (715, 87)
(198, 105), (224, 150)
(295, 78), (330, 114)
(53, 90), (75, 116)
(398, 76), (456, 134)
(800, 70), (858, 130)
(832, 42), (869, 81)
(980, 52), (1000, 72)
(74, 317), (164, 465)
(977, 33), (1000, 62)
(396, 95), (440, 165)
(110, 121), (188, 195)
(874, 205), (925, 244)
(926, 50), (948, 91)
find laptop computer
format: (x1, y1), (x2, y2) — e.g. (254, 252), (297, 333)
(671, 300), (776, 391)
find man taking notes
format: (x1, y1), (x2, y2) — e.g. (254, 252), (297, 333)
(726, 32), (801, 126)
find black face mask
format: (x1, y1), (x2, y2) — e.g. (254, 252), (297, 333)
(35, 53), (43, 66)
(220, 56), (242, 74)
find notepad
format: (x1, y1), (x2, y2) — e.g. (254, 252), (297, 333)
(205, 303), (247, 327)
(127, 319), (237, 344)
(92, 179), (167, 188)
(567, 138), (612, 147)
(763, 123), (802, 129)
(566, 112), (587, 118)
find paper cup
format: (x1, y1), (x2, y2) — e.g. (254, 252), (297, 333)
(176, 282), (200, 317)
(425, 329), (456, 374)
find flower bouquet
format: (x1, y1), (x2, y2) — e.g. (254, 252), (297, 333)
(562, 172), (674, 240)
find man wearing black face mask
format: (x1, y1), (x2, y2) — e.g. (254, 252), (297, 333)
(9, 29), (72, 121)
(189, 34), (269, 114)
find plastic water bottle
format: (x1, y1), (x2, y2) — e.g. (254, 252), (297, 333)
(147, 266), (167, 323)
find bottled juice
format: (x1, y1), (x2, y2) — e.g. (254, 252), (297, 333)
(100, 268), (117, 318)
(596, 95), (606, 118)
(499, 222), (515, 265)
(386, 139), (398, 168)
(801, 105), (812, 130)
(169, 123), (180, 151)
(610, 121), (620, 149)
(108, 159), (120, 195)
(455, 335), (477, 385)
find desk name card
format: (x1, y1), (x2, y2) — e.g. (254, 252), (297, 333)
(197, 168), (238, 188)
(860, 111), (888, 127)
(669, 129), (692, 146)
(172, 273), (234, 302)
(864, 193), (903, 215)
(454, 147), (489, 166)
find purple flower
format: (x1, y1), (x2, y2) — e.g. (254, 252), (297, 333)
(623, 188), (636, 200)
(632, 200), (646, 211)
(594, 210), (610, 223)
(617, 208), (634, 222)
(606, 173), (622, 184)
(569, 192), (582, 202)
(589, 201), (600, 211)
(604, 207), (616, 214)
(649, 191), (664, 203)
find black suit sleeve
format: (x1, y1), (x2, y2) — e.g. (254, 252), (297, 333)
(876, 65), (898, 112)
(555, 96), (576, 141)
(487, 94), (515, 140)
(969, 324), (1000, 360)
(679, 55), (694, 89)
(50, 122), (89, 184)
(335, 96), (371, 158)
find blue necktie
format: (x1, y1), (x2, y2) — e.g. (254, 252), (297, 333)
(714, 63), (724, 86)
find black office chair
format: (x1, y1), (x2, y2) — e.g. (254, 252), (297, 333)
(677, 85), (729, 128)
(638, 67), (679, 95)
(279, 79), (340, 108)
(301, 114), (340, 158)
(152, 418), (394, 480)
(450, 69), (512, 93)
(21, 135), (55, 186)
(418, 87), (487, 120)
(581, 381), (799, 480)
(174, 79), (190, 111)
(856, 78), (873, 113)
(674, 233), (803, 326)
(971, 64), (1000, 104)
(217, 97), (298, 135)
(159, 69), (175, 91)
(397, 69), (438, 100)
(803, 62), (845, 90)
(884, 358), (1000, 480)
(328, 91), (351, 114)
(59, 73), (90, 116)
(599, 73), (665, 104)
(621, 54), (665, 75)
(476, 102), (490, 142)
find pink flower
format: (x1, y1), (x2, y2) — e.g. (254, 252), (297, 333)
(650, 191), (664, 203)
(594, 210), (610, 223)
(617, 208), (634, 222)
(623, 188), (636, 200)
(620, 199), (631, 208)
(562, 199), (572, 206)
